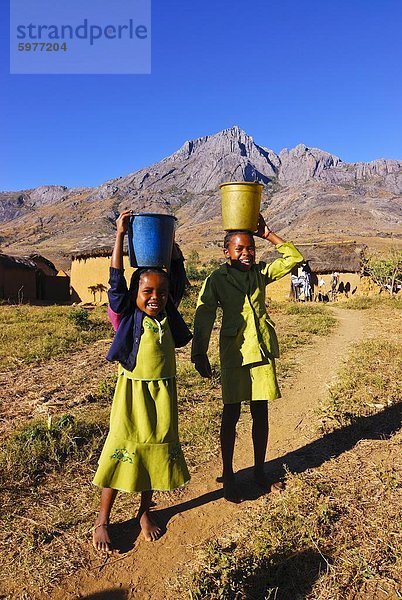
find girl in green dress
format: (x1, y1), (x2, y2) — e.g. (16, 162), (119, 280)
(191, 214), (303, 502)
(92, 210), (191, 552)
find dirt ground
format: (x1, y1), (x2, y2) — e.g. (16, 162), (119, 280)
(41, 306), (377, 600)
(0, 338), (115, 435)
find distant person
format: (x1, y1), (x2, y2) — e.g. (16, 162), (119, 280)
(301, 263), (313, 301)
(92, 210), (192, 552)
(330, 272), (339, 300)
(191, 214), (303, 501)
(316, 276), (326, 302)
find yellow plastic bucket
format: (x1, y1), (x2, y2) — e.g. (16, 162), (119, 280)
(220, 181), (263, 231)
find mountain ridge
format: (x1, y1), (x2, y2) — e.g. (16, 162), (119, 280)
(1, 126), (401, 268)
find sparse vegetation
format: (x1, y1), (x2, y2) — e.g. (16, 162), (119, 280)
(97, 373), (118, 403)
(0, 413), (108, 486)
(343, 294), (402, 310)
(186, 304), (402, 600)
(319, 338), (401, 432)
(189, 431), (402, 599)
(364, 247), (402, 296)
(0, 296), (343, 598)
(185, 252), (222, 281)
(67, 307), (91, 329)
(0, 305), (112, 368)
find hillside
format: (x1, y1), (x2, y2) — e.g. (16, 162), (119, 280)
(1, 126), (401, 269)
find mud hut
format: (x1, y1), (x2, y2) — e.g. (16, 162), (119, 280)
(0, 253), (70, 303)
(70, 248), (134, 303)
(260, 241), (366, 301)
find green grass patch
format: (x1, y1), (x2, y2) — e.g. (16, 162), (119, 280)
(0, 413), (108, 486)
(0, 305), (112, 369)
(343, 295), (402, 310)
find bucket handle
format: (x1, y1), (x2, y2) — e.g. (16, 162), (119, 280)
(127, 216), (137, 268)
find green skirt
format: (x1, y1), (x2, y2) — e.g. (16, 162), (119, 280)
(92, 373), (190, 493)
(221, 359), (281, 404)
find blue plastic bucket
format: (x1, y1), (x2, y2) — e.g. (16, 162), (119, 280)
(127, 213), (177, 268)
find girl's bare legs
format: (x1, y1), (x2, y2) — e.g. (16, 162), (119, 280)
(250, 400), (269, 486)
(93, 487), (118, 552)
(138, 490), (162, 541)
(220, 403), (241, 501)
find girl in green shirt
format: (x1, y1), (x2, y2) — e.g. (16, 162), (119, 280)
(192, 214), (303, 502)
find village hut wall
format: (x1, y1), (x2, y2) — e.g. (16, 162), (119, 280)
(41, 274), (71, 303)
(70, 252), (134, 303)
(262, 241), (365, 301)
(0, 259), (37, 301)
(0, 254), (70, 303)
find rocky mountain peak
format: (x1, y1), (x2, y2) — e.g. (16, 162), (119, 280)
(0, 127), (401, 263)
(279, 144), (342, 185)
(90, 126), (280, 202)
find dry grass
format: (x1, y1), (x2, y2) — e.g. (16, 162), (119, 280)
(188, 432), (402, 599)
(343, 294), (402, 310)
(0, 295), (337, 598)
(0, 305), (112, 369)
(187, 303), (402, 600)
(319, 339), (401, 432)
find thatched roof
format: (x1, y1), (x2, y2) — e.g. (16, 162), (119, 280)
(70, 247), (130, 260)
(0, 253), (57, 273)
(261, 241), (366, 274)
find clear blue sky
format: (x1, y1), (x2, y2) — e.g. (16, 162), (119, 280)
(1, 0), (401, 191)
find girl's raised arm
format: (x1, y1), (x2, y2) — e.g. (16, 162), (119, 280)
(111, 210), (133, 270)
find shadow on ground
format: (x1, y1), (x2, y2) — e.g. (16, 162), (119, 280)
(80, 590), (128, 599)
(215, 548), (331, 600)
(113, 402), (401, 554)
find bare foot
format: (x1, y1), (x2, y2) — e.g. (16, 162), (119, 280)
(92, 521), (113, 553)
(139, 510), (162, 542)
(253, 470), (285, 493)
(270, 480), (285, 493)
(223, 477), (242, 503)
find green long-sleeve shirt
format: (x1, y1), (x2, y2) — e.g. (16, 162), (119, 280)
(191, 242), (303, 368)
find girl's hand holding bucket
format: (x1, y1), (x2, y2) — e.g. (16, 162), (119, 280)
(254, 213), (271, 239)
(116, 209), (134, 235)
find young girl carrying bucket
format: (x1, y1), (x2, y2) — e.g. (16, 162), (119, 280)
(92, 210), (191, 552)
(191, 214), (303, 502)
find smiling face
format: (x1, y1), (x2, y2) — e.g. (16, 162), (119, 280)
(224, 232), (256, 271)
(136, 271), (169, 317)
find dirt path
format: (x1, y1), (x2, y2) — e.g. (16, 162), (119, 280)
(52, 307), (368, 600)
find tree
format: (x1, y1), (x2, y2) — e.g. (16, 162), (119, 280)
(88, 285), (98, 302)
(96, 283), (107, 302)
(364, 248), (402, 296)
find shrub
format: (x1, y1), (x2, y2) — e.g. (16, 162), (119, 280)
(98, 374), (118, 403)
(67, 308), (91, 329)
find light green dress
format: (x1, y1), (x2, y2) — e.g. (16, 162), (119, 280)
(191, 242), (304, 404)
(93, 315), (190, 493)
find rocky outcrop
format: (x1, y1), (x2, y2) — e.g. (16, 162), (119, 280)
(88, 126), (279, 204)
(278, 144), (342, 185)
